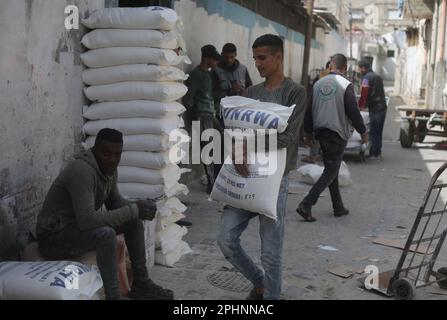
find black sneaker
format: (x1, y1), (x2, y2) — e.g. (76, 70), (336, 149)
(246, 287), (263, 300)
(334, 208), (350, 217)
(128, 279), (174, 300)
(296, 203), (316, 222)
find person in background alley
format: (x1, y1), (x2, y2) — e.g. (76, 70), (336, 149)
(217, 34), (306, 300)
(297, 54), (368, 222)
(36, 129), (174, 300)
(212, 42), (253, 102)
(211, 43), (253, 178)
(358, 58), (387, 161)
(183, 44), (222, 194)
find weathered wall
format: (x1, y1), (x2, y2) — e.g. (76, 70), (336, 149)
(173, 0), (326, 84)
(0, 0), (104, 260)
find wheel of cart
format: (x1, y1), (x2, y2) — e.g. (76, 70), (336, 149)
(398, 107), (447, 148)
(361, 161), (447, 299)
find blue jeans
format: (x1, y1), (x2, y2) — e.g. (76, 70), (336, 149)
(217, 176), (289, 300)
(369, 110), (386, 157)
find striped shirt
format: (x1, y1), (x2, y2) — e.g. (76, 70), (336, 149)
(246, 78), (307, 175)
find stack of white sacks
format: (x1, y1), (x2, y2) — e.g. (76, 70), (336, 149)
(80, 7), (192, 268)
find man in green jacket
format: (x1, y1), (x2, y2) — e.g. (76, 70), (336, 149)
(36, 128), (173, 300)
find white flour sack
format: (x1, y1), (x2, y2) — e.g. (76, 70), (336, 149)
(0, 261), (103, 300)
(81, 29), (179, 50)
(156, 197), (187, 217)
(82, 65), (187, 86)
(83, 100), (186, 120)
(82, 7), (179, 30)
(84, 133), (174, 152)
(211, 96), (296, 220)
(118, 182), (188, 200)
(83, 116), (184, 135)
(81, 47), (191, 68)
(84, 82), (188, 102)
(120, 151), (177, 170)
(117, 165), (182, 189)
(220, 96), (294, 132)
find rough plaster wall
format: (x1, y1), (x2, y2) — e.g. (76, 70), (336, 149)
(174, 0), (325, 85)
(0, 0), (104, 259)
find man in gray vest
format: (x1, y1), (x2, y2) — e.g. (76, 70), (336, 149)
(297, 54), (368, 222)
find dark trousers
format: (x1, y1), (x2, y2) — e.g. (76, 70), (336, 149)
(191, 112), (219, 186)
(301, 133), (347, 210)
(369, 110), (386, 157)
(38, 220), (147, 299)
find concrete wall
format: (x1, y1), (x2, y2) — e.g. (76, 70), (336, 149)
(173, 0), (326, 84)
(0, 0), (104, 259)
(323, 29), (348, 63)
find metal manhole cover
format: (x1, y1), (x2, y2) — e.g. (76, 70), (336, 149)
(207, 270), (253, 293)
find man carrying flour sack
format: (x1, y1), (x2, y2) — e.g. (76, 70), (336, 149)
(217, 34), (306, 300)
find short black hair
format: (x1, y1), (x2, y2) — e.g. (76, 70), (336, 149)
(358, 59), (371, 69)
(325, 61), (331, 69)
(252, 34), (284, 54)
(201, 44), (221, 61)
(94, 128), (123, 147)
(222, 43), (237, 54)
(331, 53), (347, 70)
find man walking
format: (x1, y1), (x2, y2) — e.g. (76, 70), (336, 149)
(297, 54), (368, 222)
(217, 34), (306, 300)
(37, 128), (174, 300)
(183, 44), (222, 193)
(358, 58), (387, 160)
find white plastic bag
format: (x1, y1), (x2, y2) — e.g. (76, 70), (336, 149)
(155, 224), (188, 254)
(82, 65), (187, 86)
(296, 164), (324, 185)
(82, 7), (179, 30)
(82, 29), (179, 50)
(84, 82), (188, 103)
(83, 116), (184, 136)
(156, 197), (187, 217)
(81, 47), (191, 68)
(0, 261), (103, 300)
(297, 162), (353, 187)
(117, 165), (182, 189)
(83, 101), (185, 120)
(155, 241), (192, 267)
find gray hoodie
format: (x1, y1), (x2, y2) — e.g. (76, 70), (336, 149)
(36, 149), (139, 238)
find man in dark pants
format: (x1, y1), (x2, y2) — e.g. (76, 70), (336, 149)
(183, 44), (222, 193)
(358, 59), (387, 160)
(297, 54), (368, 222)
(37, 128), (174, 300)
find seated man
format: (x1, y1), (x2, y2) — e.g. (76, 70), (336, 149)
(36, 128), (173, 300)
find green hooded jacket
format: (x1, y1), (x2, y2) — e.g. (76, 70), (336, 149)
(36, 149), (139, 237)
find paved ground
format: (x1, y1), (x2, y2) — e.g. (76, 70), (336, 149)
(149, 93), (447, 300)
